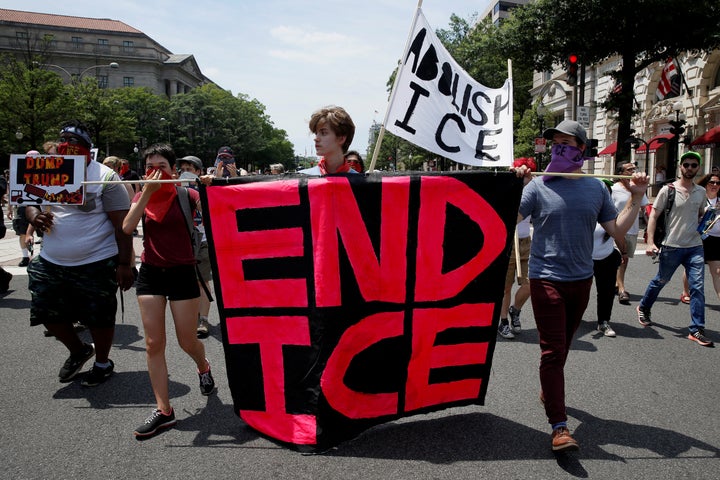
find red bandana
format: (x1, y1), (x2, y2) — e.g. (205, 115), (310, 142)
(318, 158), (352, 175)
(144, 168), (178, 222)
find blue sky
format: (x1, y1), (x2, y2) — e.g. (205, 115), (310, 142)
(5, 0), (489, 156)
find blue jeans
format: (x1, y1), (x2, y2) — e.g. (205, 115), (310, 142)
(640, 245), (705, 332)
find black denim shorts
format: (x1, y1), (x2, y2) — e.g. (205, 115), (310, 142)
(28, 256), (118, 327)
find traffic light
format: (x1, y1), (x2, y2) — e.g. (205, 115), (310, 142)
(567, 54), (578, 86)
(669, 123), (685, 136)
(585, 138), (598, 158)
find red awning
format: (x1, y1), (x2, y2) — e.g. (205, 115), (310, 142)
(598, 142), (617, 155)
(691, 125), (720, 148)
(636, 133), (673, 153)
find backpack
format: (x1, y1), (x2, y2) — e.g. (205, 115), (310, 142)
(176, 186), (213, 301)
(653, 184), (675, 247)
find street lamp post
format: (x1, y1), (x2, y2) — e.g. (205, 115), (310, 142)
(668, 100), (687, 179)
(160, 117), (170, 143)
(37, 62), (120, 84)
(625, 133), (650, 175)
(535, 103), (546, 170)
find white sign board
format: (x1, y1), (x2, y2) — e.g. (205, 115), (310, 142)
(8, 154), (86, 205)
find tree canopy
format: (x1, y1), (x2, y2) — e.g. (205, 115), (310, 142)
(0, 55), (294, 172)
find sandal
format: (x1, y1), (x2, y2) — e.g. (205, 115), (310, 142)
(618, 291), (630, 304)
(680, 293), (690, 304)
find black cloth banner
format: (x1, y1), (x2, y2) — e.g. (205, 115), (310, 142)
(200, 171), (522, 452)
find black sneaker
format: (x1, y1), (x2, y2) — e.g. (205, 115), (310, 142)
(81, 360), (115, 387)
(199, 363), (216, 396)
(498, 321), (515, 339)
(134, 408), (177, 437)
(18, 257), (30, 267)
(58, 343), (95, 382)
(509, 306), (522, 334)
(637, 305), (652, 327)
(688, 330), (714, 347)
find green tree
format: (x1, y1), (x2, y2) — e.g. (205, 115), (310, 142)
(501, 0), (720, 165)
(0, 54), (69, 157)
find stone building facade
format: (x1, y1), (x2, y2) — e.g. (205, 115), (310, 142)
(0, 8), (212, 97)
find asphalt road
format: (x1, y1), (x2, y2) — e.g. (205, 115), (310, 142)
(1, 239), (720, 479)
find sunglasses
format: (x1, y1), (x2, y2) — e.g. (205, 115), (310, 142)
(682, 163), (699, 169)
(708, 181), (720, 186)
(59, 136), (82, 145)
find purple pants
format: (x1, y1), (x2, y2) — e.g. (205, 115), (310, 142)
(529, 277), (592, 426)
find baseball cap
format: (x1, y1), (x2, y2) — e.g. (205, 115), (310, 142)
(179, 155), (203, 170)
(217, 146), (234, 157)
(680, 151), (702, 165)
(543, 120), (588, 146)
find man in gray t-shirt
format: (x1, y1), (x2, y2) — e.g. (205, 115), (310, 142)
(515, 120), (648, 453)
(639, 151), (710, 346)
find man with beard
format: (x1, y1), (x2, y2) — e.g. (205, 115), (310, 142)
(514, 120), (649, 452)
(25, 120), (134, 385)
(638, 151), (711, 346)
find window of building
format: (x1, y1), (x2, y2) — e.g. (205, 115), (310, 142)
(98, 75), (109, 89)
(123, 76), (134, 87)
(72, 36), (83, 49)
(122, 40), (134, 53)
(97, 38), (110, 52)
(15, 31), (27, 45)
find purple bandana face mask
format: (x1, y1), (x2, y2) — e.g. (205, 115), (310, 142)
(543, 144), (585, 181)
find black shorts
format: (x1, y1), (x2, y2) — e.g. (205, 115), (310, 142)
(703, 235), (720, 262)
(135, 263), (200, 300)
(28, 256), (118, 327)
(12, 206), (29, 235)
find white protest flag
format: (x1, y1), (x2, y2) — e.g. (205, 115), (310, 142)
(384, 9), (513, 167)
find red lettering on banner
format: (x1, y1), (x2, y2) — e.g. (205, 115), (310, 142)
(321, 312), (403, 418)
(310, 177), (410, 307)
(226, 315), (317, 445)
(415, 176), (506, 301)
(405, 303), (492, 411)
(207, 181), (307, 308)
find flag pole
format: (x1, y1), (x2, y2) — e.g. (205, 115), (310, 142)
(368, 0), (424, 172)
(82, 179), (197, 185)
(530, 171), (633, 179)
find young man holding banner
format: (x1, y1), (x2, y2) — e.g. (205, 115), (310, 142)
(514, 120), (649, 452)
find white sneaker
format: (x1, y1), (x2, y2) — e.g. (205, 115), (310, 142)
(498, 322), (515, 339)
(598, 321), (616, 337)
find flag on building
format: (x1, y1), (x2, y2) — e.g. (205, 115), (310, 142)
(656, 58), (681, 101)
(384, 9), (513, 167)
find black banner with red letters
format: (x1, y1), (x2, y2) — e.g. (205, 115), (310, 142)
(200, 171), (522, 452)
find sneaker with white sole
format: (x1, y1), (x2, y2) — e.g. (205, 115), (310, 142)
(637, 305), (652, 327)
(134, 408), (176, 437)
(597, 321), (616, 337)
(509, 306), (522, 334)
(498, 322), (515, 339)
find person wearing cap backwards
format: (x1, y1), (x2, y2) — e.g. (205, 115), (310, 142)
(25, 120), (135, 386)
(514, 120), (649, 452)
(213, 146), (248, 177)
(177, 155), (213, 338)
(638, 151), (712, 346)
